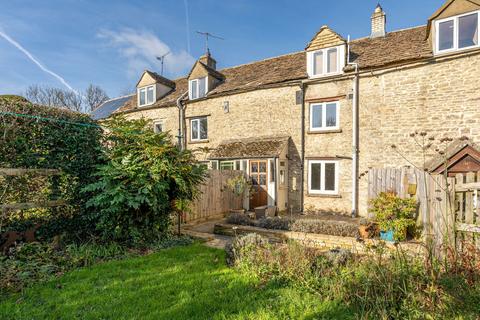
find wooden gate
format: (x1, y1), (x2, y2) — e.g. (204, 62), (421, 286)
(453, 172), (480, 250)
(368, 168), (480, 252)
(185, 170), (246, 223)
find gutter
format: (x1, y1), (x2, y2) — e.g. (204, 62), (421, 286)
(347, 35), (360, 218)
(176, 91), (189, 151)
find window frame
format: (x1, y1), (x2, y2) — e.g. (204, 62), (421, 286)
(308, 160), (339, 195)
(137, 85), (156, 107)
(153, 119), (164, 133)
(189, 76), (208, 100)
(307, 45), (345, 78)
(435, 11), (480, 55)
(309, 101), (340, 132)
(190, 117), (208, 141)
(220, 161), (234, 170)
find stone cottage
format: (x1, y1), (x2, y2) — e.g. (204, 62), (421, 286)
(108, 0), (480, 217)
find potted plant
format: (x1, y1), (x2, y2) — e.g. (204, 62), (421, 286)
(226, 175), (252, 215)
(369, 192), (417, 241)
(358, 218), (377, 239)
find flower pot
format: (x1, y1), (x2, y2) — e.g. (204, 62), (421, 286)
(358, 225), (370, 239)
(380, 230), (395, 242)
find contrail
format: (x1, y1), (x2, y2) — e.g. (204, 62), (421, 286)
(0, 28), (78, 93)
(183, 0), (191, 54)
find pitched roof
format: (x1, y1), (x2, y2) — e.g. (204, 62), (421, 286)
(208, 136), (290, 160)
(346, 26), (432, 71)
(138, 70), (176, 88)
(91, 94), (134, 120)
(425, 138), (480, 172)
(117, 26), (434, 114)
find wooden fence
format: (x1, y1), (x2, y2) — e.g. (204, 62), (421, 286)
(368, 168), (480, 252)
(0, 168), (65, 212)
(184, 170), (245, 223)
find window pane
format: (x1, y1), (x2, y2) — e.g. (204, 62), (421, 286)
(251, 162), (258, 173)
(147, 86), (154, 103)
(269, 160), (275, 182)
(327, 48), (338, 73)
(311, 105), (323, 128)
(191, 120), (199, 140)
(313, 51), (323, 75)
(439, 20), (454, 51)
(235, 160), (241, 170)
(191, 80), (198, 99)
(259, 174), (267, 186)
(220, 162), (234, 170)
(259, 162), (267, 173)
(139, 89), (146, 105)
(311, 163), (321, 191)
(199, 117), (208, 139)
(459, 13), (478, 48)
(198, 77), (206, 98)
(242, 160), (247, 171)
(211, 161), (218, 170)
(325, 163), (336, 191)
(154, 123), (163, 133)
(326, 103), (337, 127)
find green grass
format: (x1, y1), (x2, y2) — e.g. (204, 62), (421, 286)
(0, 244), (352, 320)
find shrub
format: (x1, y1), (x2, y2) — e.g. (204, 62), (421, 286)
(0, 96), (104, 239)
(226, 212), (255, 226)
(370, 192), (417, 241)
(227, 215), (359, 237)
(83, 117), (207, 245)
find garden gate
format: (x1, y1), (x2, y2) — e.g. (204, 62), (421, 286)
(368, 168), (480, 252)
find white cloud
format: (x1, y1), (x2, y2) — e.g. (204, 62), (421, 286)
(98, 28), (195, 78)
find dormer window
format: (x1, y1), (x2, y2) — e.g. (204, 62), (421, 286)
(435, 11), (479, 54)
(138, 85), (155, 107)
(189, 77), (207, 100)
(307, 45), (345, 78)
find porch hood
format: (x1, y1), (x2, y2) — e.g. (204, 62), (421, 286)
(208, 136), (290, 160)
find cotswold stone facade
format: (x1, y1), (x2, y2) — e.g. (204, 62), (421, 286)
(104, 0), (480, 217)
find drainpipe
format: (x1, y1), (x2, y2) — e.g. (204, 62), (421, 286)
(175, 91), (188, 236)
(176, 91), (188, 151)
(347, 35), (360, 218)
(300, 82), (306, 213)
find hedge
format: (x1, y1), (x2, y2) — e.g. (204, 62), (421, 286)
(0, 95), (103, 239)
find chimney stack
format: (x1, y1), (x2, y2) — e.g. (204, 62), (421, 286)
(371, 4), (386, 38)
(199, 49), (217, 70)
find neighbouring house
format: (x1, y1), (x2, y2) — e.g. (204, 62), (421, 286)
(104, 0), (480, 217)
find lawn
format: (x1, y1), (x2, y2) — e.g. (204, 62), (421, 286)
(0, 243), (352, 320)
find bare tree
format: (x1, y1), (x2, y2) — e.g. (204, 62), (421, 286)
(84, 84), (109, 112)
(24, 84), (109, 113)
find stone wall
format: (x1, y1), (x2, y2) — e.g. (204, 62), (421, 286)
(303, 51), (480, 216)
(184, 85), (303, 211)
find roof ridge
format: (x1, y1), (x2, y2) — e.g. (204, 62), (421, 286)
(349, 24), (427, 42)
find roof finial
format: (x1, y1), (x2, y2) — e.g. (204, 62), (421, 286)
(375, 3), (383, 13)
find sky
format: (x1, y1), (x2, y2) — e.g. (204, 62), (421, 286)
(0, 0), (443, 98)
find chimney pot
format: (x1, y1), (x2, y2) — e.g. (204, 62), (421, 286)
(371, 4), (386, 38)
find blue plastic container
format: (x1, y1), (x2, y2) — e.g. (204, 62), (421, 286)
(380, 230), (395, 242)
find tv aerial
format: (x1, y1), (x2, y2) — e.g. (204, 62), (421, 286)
(196, 31), (224, 54)
(156, 51), (170, 75)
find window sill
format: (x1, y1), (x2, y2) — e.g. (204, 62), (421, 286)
(189, 139), (209, 144)
(308, 129), (342, 134)
(307, 193), (342, 198)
